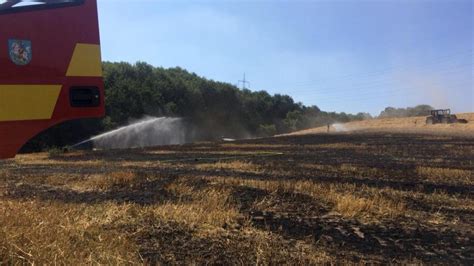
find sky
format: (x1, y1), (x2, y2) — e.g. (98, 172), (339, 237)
(97, 0), (473, 115)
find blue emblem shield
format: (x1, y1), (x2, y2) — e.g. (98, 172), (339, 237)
(8, 39), (32, 66)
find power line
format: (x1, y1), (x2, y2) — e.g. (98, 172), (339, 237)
(282, 49), (473, 88)
(228, 50), (472, 111)
(296, 79), (473, 105)
(286, 59), (473, 96)
(295, 77), (472, 102)
(292, 63), (473, 97)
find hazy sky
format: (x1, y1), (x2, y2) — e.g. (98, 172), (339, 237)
(98, 0), (473, 115)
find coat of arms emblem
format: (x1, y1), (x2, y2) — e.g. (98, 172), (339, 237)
(8, 39), (32, 66)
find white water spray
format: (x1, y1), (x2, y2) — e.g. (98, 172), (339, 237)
(332, 123), (349, 132)
(73, 116), (186, 150)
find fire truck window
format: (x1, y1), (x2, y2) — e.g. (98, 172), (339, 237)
(0, 0), (83, 13)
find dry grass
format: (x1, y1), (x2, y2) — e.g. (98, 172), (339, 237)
(209, 177), (406, 220)
(0, 200), (139, 264)
(157, 186), (239, 228)
(333, 192), (406, 218)
(120, 161), (171, 168)
(221, 144), (291, 149)
(196, 160), (262, 174)
(13, 152), (104, 166)
(416, 166), (473, 185)
(76, 171), (138, 191)
(300, 163), (383, 178)
(0, 176), (333, 264)
(0, 169), (334, 264)
(305, 143), (368, 149)
(287, 112), (474, 136)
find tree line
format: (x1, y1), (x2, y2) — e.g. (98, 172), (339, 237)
(23, 62), (380, 151)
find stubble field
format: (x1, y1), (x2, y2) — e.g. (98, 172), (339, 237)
(1, 131), (473, 264)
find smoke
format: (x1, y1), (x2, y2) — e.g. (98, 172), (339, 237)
(74, 116), (187, 150)
(394, 66), (473, 113)
(332, 123), (349, 132)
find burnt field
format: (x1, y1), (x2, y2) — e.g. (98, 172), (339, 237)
(1, 132), (473, 264)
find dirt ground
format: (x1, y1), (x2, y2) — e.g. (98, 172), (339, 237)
(1, 131), (473, 264)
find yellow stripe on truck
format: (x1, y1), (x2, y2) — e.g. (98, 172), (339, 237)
(0, 85), (61, 122)
(66, 43), (103, 77)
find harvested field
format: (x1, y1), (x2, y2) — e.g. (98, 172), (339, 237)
(288, 112), (474, 136)
(1, 131), (473, 264)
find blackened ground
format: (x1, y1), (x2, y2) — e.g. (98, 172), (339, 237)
(1, 132), (473, 264)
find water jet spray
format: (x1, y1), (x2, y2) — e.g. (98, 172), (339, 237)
(72, 116), (187, 150)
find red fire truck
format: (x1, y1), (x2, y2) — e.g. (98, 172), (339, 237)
(0, 0), (104, 159)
